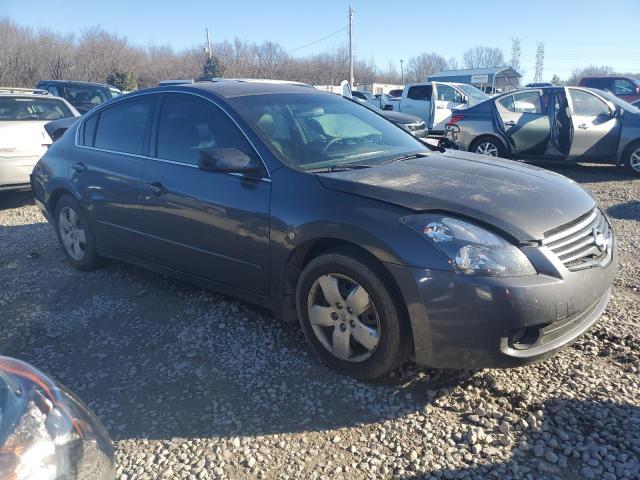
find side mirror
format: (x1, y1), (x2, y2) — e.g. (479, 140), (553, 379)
(382, 104), (394, 111)
(198, 148), (259, 175)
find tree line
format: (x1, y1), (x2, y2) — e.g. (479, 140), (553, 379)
(0, 18), (636, 91)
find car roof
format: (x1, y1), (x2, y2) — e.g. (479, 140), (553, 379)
(163, 79), (321, 99)
(38, 80), (112, 87)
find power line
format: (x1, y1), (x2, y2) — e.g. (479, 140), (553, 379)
(288, 26), (347, 53)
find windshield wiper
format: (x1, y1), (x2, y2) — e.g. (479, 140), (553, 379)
(308, 163), (375, 173)
(382, 152), (429, 164)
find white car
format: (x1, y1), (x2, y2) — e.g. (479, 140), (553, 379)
(0, 88), (79, 191)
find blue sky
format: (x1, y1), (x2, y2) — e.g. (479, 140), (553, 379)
(2, 0), (638, 83)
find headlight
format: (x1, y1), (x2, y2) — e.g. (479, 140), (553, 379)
(0, 356), (114, 480)
(402, 215), (536, 277)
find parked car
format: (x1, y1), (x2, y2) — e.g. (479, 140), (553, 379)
(0, 88), (79, 191)
(35, 80), (121, 114)
(446, 86), (640, 175)
(351, 89), (380, 108)
(384, 82), (489, 134)
(578, 76), (640, 103)
(349, 93), (427, 137)
(32, 80), (616, 380)
(526, 82), (555, 87)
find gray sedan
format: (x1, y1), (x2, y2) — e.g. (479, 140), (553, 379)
(447, 86), (640, 175)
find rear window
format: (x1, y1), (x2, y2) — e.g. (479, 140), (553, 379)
(581, 78), (611, 90)
(0, 97), (74, 121)
(407, 85), (432, 101)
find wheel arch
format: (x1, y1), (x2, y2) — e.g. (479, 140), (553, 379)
(468, 134), (508, 155)
(281, 237), (415, 356)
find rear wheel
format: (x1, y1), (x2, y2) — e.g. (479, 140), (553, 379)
(54, 194), (99, 270)
(470, 136), (505, 157)
(623, 142), (640, 177)
(296, 250), (410, 380)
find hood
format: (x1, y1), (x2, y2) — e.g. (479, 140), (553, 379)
(316, 150), (595, 241)
(381, 110), (423, 124)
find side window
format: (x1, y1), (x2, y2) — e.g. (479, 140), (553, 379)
(569, 89), (610, 117)
(156, 94), (257, 167)
(497, 95), (515, 112)
(45, 85), (61, 96)
(511, 91), (543, 113)
(613, 79), (635, 95)
(82, 114), (99, 146)
(436, 85), (463, 103)
(94, 97), (155, 154)
(407, 85), (432, 101)
(582, 78), (610, 91)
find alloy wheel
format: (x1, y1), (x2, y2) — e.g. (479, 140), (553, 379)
(475, 141), (499, 156)
(307, 273), (380, 362)
(58, 206), (87, 261)
(630, 148), (640, 173)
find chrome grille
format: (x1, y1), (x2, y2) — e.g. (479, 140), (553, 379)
(542, 209), (612, 271)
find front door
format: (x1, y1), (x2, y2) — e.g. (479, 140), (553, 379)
(142, 93), (271, 295)
(495, 90), (550, 155)
(566, 88), (620, 158)
(401, 84), (432, 123)
(72, 95), (157, 257)
(431, 83), (466, 131)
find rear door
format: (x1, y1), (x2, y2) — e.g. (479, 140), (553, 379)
(400, 84), (432, 123)
(431, 83), (466, 131)
(495, 90), (550, 155)
(566, 87), (620, 158)
(142, 93), (271, 294)
(73, 95), (157, 257)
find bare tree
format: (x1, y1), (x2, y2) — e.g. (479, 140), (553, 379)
(462, 45), (505, 69)
(405, 52), (448, 83)
(566, 65), (615, 86)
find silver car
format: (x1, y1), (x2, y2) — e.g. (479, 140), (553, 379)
(0, 88), (79, 191)
(447, 86), (640, 176)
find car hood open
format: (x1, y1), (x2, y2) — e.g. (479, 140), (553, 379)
(316, 150), (596, 242)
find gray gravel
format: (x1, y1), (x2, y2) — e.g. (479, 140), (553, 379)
(0, 161), (639, 480)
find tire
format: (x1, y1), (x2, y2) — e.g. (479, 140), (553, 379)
(622, 141), (640, 177)
(469, 136), (505, 158)
(54, 194), (99, 270)
(296, 250), (410, 380)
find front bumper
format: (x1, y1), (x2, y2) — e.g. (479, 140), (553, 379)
(385, 240), (617, 369)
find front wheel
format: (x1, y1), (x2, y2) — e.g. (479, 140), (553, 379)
(623, 142), (640, 177)
(470, 137), (505, 157)
(296, 251), (410, 380)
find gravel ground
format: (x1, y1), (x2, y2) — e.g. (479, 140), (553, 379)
(0, 161), (639, 480)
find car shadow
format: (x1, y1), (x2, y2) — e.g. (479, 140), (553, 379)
(0, 190), (34, 210)
(399, 397), (639, 479)
(608, 201), (640, 221)
(0, 222), (475, 440)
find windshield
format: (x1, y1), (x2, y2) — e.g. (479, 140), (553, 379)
(456, 84), (490, 101)
(0, 97), (74, 121)
(63, 85), (112, 106)
(231, 92), (429, 171)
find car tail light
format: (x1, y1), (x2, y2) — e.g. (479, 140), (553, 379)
(448, 114), (465, 126)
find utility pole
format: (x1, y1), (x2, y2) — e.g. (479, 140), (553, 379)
(534, 42), (544, 83)
(348, 5), (354, 87)
(205, 28), (212, 60)
(400, 59), (404, 84)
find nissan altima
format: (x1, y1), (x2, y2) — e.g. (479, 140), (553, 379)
(31, 80), (617, 380)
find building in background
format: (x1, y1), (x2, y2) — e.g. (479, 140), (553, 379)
(428, 67), (521, 94)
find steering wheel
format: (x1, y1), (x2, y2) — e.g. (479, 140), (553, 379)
(321, 137), (344, 155)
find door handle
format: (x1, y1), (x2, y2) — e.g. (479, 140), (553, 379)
(436, 105), (445, 109)
(504, 121), (517, 126)
(71, 161), (87, 174)
(578, 124), (588, 129)
(145, 181), (167, 196)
